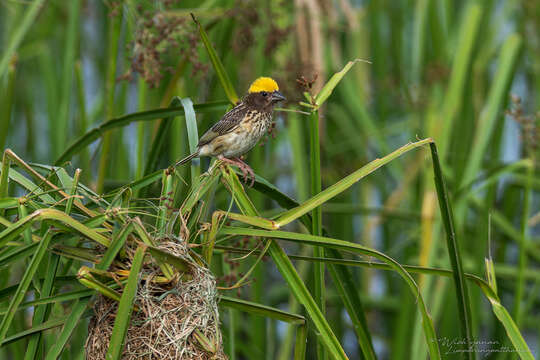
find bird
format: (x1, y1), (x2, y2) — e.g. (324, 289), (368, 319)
(174, 77), (286, 186)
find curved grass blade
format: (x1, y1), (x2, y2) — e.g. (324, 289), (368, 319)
(326, 250), (376, 360)
(275, 138), (432, 227)
(181, 97), (200, 184)
(0, 289), (93, 316)
(0, 242), (38, 267)
(55, 101), (229, 165)
(191, 13), (238, 104)
(1, 315), (69, 347)
(105, 245), (146, 360)
(314, 59), (371, 109)
(5, 166), (55, 205)
(0, 208), (110, 248)
(485, 260), (534, 360)
(5, 150), (96, 217)
(220, 226), (441, 359)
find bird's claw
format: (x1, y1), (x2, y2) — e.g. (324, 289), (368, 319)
(217, 156), (255, 187)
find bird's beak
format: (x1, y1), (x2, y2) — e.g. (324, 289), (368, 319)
(271, 91), (286, 103)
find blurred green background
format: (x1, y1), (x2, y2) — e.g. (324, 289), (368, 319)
(0, 0), (539, 359)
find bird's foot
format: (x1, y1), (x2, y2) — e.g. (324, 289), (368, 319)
(218, 156), (255, 187)
(235, 157), (255, 187)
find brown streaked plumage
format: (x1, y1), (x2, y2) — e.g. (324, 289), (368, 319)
(175, 77), (286, 185)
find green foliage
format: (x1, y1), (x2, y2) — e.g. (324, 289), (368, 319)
(1, 1), (538, 359)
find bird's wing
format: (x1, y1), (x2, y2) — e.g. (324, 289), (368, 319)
(198, 102), (249, 146)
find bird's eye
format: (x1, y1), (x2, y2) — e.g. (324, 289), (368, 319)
(261, 91), (267, 97)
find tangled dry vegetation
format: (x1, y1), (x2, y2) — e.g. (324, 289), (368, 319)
(86, 240), (226, 360)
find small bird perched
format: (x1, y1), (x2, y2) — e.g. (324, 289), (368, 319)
(175, 77), (286, 185)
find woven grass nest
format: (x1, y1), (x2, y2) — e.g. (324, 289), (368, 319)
(85, 239), (227, 359)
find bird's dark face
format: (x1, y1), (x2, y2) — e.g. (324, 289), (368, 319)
(245, 90), (286, 112)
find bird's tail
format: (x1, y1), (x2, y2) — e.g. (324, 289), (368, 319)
(174, 150), (200, 167)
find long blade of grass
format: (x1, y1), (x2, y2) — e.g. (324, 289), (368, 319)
(0, 230), (53, 343)
(430, 142), (473, 356)
(44, 297), (92, 360)
(0, 153), (10, 203)
(0, 59), (16, 151)
(54, 0), (80, 157)
(294, 324), (307, 360)
(3, 160), (55, 205)
(275, 138), (432, 227)
(0, 208), (110, 248)
(55, 101), (229, 165)
(96, 5), (123, 193)
(219, 296), (305, 325)
(1, 315), (69, 347)
(99, 222), (133, 269)
(437, 3), (482, 157)
(514, 160), (533, 327)
(191, 13), (238, 104)
(105, 245), (146, 360)
(24, 251), (60, 360)
(5, 149), (97, 217)
(0, 289), (93, 315)
(308, 109), (325, 360)
(0, 0), (46, 78)
(326, 250), (376, 360)
(181, 97), (200, 184)
(484, 259), (534, 360)
(459, 34), (522, 188)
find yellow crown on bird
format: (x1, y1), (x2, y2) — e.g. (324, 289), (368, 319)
(248, 77), (279, 93)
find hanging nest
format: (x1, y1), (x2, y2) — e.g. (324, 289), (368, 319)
(85, 239), (227, 359)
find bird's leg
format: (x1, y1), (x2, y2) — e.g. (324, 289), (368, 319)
(217, 155), (255, 186)
(234, 157), (255, 187)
